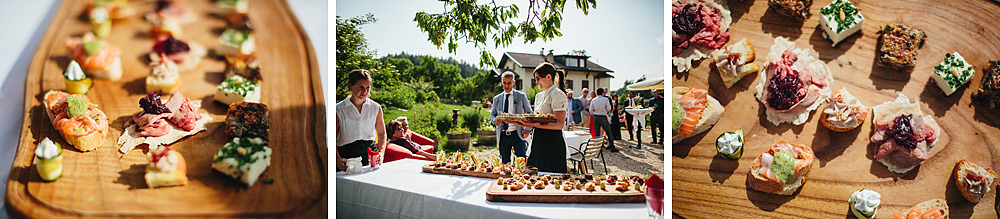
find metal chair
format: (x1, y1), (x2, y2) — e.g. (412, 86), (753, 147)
(568, 136), (608, 175)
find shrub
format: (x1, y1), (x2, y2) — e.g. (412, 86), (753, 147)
(370, 85), (416, 109)
(461, 108), (483, 137)
(435, 113), (453, 137)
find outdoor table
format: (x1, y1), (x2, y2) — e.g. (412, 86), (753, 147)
(336, 159), (648, 218)
(563, 130), (591, 159)
(625, 108), (655, 150)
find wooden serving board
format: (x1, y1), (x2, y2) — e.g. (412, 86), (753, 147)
(485, 179), (645, 203)
(495, 116), (558, 124)
(5, 0), (327, 218)
(673, 0), (1000, 218)
(421, 164), (538, 179)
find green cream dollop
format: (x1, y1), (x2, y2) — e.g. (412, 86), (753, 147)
(671, 98), (684, 135)
(771, 150), (796, 183)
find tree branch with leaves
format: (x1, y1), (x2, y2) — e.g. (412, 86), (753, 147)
(414, 0), (597, 68)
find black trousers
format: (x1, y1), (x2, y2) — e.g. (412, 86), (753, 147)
(650, 114), (664, 143)
(338, 140), (373, 170)
(498, 132), (527, 164)
(624, 114), (634, 139)
(593, 115), (617, 150)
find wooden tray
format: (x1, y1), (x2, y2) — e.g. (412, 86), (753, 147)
(495, 116), (558, 124)
(672, 0), (1000, 218)
(485, 178), (645, 203)
(421, 164), (538, 179)
(5, 0), (327, 218)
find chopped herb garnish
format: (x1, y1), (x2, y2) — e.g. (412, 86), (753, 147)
(264, 178), (274, 184)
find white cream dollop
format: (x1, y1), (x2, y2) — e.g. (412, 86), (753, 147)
(34, 137), (60, 159)
(90, 7), (109, 24)
(718, 132), (742, 154)
(64, 60), (86, 81)
(851, 189), (880, 216)
(150, 148), (178, 171)
(823, 90), (864, 129)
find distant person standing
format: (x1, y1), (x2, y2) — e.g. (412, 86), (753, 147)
(578, 88), (591, 127)
(590, 88), (619, 152)
(566, 90), (583, 128)
(609, 94), (623, 140)
(509, 63), (569, 173)
(489, 72), (533, 164)
(623, 91), (638, 141)
(648, 90), (665, 144)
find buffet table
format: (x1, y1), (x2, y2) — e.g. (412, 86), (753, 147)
(335, 159), (648, 218)
(625, 108), (654, 149)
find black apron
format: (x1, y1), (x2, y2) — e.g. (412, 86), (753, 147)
(338, 140), (373, 167)
(527, 128), (567, 173)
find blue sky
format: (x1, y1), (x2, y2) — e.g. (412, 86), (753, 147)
(336, 0), (665, 89)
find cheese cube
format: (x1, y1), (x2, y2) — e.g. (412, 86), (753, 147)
(212, 137), (271, 186)
(214, 75), (261, 105)
(931, 52), (975, 96)
(217, 29), (255, 56)
(818, 0), (864, 47)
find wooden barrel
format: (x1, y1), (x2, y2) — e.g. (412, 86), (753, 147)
(477, 130), (497, 145)
(446, 133), (471, 150)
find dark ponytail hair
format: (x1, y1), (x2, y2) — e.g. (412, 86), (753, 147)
(533, 63), (565, 92)
(347, 69), (372, 87)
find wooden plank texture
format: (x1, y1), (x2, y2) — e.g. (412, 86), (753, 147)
(421, 164), (538, 179)
(5, 0), (327, 218)
(672, 0), (1000, 218)
(485, 179), (645, 203)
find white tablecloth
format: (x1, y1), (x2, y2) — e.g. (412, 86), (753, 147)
(626, 108), (655, 132)
(336, 159), (648, 218)
(563, 130), (591, 159)
(0, 1), (328, 217)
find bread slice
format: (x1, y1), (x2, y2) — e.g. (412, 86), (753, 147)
(145, 150), (189, 188)
(747, 142), (814, 195)
(953, 159), (997, 203)
(896, 199), (948, 218)
(671, 87), (725, 144)
(43, 90), (108, 152)
(711, 38), (760, 88)
(820, 88), (868, 132)
(87, 56), (122, 81)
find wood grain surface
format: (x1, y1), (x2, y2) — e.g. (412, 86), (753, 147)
(5, 0), (327, 218)
(672, 0), (1000, 218)
(421, 164), (538, 179)
(485, 179), (645, 203)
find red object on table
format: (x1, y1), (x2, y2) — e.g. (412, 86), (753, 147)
(384, 130), (435, 163)
(645, 174), (665, 216)
(367, 147), (381, 168)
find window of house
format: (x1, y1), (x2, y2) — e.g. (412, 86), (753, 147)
(582, 80), (589, 91)
(565, 58), (585, 67)
(516, 79), (522, 90)
(567, 80), (574, 90)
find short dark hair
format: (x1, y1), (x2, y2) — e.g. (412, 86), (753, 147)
(533, 63), (565, 92)
(596, 87), (606, 95)
(347, 69), (372, 87)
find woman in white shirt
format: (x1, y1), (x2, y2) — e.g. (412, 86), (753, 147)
(510, 63), (568, 173)
(335, 69), (387, 171)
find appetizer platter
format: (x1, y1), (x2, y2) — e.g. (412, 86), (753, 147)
(493, 113), (559, 124)
(6, 0), (326, 218)
(422, 153), (538, 179)
(672, 0), (1000, 218)
(485, 174), (647, 203)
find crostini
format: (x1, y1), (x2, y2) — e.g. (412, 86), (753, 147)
(43, 90), (109, 152)
(954, 159), (997, 203)
(672, 86), (724, 143)
(748, 141), (814, 195)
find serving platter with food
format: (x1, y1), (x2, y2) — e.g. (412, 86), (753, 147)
(485, 174), (647, 203)
(672, 0), (1000, 217)
(5, 0), (326, 218)
(494, 113), (559, 124)
(422, 153), (538, 179)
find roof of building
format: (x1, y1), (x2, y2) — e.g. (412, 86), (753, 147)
(498, 52), (614, 78)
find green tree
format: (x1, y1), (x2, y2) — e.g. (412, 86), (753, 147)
(410, 56), (463, 99)
(568, 49), (587, 56)
(383, 57), (414, 79)
(414, 0), (598, 68)
(336, 14), (400, 100)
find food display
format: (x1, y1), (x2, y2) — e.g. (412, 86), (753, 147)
(146, 59), (180, 94)
(818, 0), (863, 47)
(756, 37), (833, 126)
(494, 113), (558, 124)
(876, 23), (926, 71)
(953, 160), (996, 203)
(767, 0), (811, 21)
(710, 38), (759, 88)
(930, 52), (975, 96)
(66, 33), (122, 81)
(848, 189), (880, 219)
(149, 36), (206, 72)
(62, 60), (93, 95)
(423, 153), (537, 178)
(87, 0), (135, 20)
(870, 94), (940, 174)
(214, 75), (261, 105)
(34, 138), (63, 182)
(820, 87), (868, 132)
(225, 54), (262, 81)
(43, 90), (109, 152)
(891, 199), (948, 219)
(715, 129), (743, 159)
(672, 0), (731, 72)
(212, 137), (272, 186)
(225, 102), (270, 141)
(672, 86), (723, 143)
(486, 174), (647, 203)
(747, 141), (814, 195)
(145, 146), (188, 188)
(973, 60), (1000, 108)
(118, 92), (211, 154)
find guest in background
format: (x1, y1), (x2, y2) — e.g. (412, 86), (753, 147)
(489, 72), (533, 164)
(567, 90), (583, 126)
(387, 120), (437, 160)
(579, 88), (591, 129)
(335, 69), (386, 171)
(609, 93), (623, 140)
(648, 89), (665, 144)
(622, 91), (638, 141)
(589, 88), (620, 152)
(509, 63), (568, 173)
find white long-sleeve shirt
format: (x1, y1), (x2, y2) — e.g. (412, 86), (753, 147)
(589, 96), (612, 117)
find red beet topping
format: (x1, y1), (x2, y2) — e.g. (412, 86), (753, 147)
(766, 51), (805, 110)
(672, 2), (730, 55)
(151, 147), (171, 163)
(139, 92), (171, 115)
(153, 36), (190, 56)
(889, 115), (917, 150)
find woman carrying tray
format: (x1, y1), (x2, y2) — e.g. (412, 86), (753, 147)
(509, 63), (568, 173)
(335, 69), (387, 171)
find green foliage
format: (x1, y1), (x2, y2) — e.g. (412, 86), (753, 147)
(448, 126), (471, 135)
(382, 52), (486, 78)
(369, 85), (416, 109)
(461, 109), (484, 137)
(435, 113), (453, 137)
(414, 0), (598, 67)
(568, 49), (588, 56)
(410, 56), (464, 100)
(526, 86), (543, 103)
(336, 14), (400, 100)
